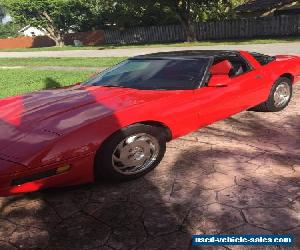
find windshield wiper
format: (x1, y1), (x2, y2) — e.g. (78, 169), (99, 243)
(100, 84), (120, 87)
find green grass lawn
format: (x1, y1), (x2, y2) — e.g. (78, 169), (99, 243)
(1, 36), (300, 52)
(0, 69), (93, 98)
(0, 57), (126, 67)
(0, 57), (126, 98)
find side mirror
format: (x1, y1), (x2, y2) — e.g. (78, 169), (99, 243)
(207, 75), (230, 87)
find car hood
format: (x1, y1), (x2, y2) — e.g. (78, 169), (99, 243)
(0, 85), (170, 163)
(0, 85), (123, 128)
(0, 85), (165, 129)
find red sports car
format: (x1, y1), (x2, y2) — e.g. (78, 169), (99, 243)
(1, 50), (300, 196)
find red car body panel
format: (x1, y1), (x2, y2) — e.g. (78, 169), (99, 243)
(1, 51), (300, 196)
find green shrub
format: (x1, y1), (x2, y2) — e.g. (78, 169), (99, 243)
(0, 22), (20, 38)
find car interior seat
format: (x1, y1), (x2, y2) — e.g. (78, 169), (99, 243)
(210, 60), (233, 76)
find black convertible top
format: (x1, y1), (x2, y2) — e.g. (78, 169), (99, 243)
(131, 50), (240, 60)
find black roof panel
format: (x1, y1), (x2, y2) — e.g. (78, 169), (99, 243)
(131, 50), (240, 60)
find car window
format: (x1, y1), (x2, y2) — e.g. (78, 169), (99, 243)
(83, 58), (210, 90)
(213, 55), (251, 78)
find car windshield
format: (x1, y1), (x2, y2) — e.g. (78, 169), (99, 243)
(83, 58), (210, 90)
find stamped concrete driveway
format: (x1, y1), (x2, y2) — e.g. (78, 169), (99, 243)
(1, 83), (300, 250)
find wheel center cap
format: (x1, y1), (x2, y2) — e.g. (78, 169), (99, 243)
(130, 147), (145, 161)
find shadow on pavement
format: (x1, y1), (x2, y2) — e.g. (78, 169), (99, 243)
(0, 79), (192, 249)
(0, 86), (300, 249)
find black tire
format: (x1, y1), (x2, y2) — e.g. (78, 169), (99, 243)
(251, 77), (292, 112)
(95, 124), (167, 181)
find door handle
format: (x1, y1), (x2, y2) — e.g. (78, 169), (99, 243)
(256, 75), (262, 79)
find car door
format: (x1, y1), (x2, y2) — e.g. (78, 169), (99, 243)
(229, 52), (270, 110)
(193, 79), (246, 128)
(228, 68), (266, 110)
(193, 54), (267, 128)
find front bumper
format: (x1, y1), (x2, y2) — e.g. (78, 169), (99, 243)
(0, 154), (95, 197)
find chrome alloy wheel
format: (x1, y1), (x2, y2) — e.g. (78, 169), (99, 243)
(273, 82), (291, 108)
(112, 133), (160, 175)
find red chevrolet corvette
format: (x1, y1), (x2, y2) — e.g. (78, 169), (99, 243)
(1, 50), (300, 196)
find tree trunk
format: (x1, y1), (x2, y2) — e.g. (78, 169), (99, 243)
(41, 11), (65, 47)
(181, 19), (197, 42)
(54, 34), (65, 47)
(174, 0), (197, 42)
(46, 30), (65, 47)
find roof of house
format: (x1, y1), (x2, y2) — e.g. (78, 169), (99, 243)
(236, 0), (296, 12)
(18, 25), (44, 33)
(18, 25), (30, 33)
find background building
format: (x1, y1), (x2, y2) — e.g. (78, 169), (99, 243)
(236, 0), (300, 17)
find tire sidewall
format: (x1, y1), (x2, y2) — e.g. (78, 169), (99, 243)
(95, 124), (166, 181)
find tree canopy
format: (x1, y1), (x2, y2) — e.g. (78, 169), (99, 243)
(83, 0), (179, 29)
(2, 0), (92, 46)
(0, 22), (19, 38)
(2, 0), (245, 44)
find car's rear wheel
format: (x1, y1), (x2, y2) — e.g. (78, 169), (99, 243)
(251, 77), (292, 112)
(95, 124), (166, 181)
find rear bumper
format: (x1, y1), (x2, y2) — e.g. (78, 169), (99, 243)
(0, 154), (95, 197)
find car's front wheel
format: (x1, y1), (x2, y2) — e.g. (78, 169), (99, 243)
(95, 124), (166, 181)
(251, 77), (292, 112)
